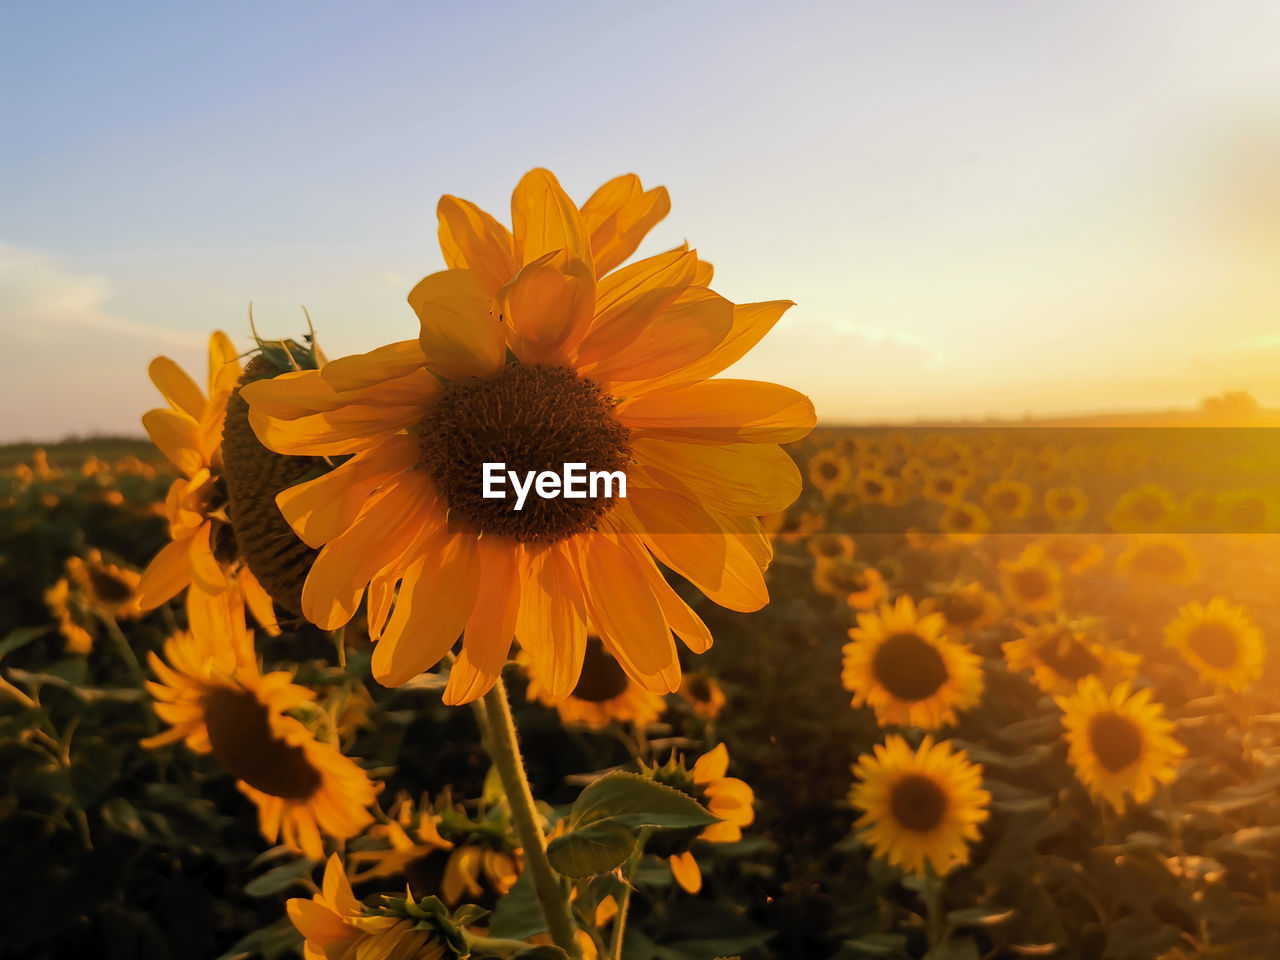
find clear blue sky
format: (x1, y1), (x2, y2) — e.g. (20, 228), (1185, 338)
(4, 1), (1280, 439)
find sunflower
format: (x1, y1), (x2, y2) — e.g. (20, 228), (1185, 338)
(813, 559), (888, 611)
(1055, 678), (1185, 811)
(244, 169), (815, 704)
(850, 734), (990, 878)
(1164, 597), (1264, 691)
(805, 532), (857, 565)
(1116, 535), (1198, 586)
(66, 549), (142, 620)
(1044, 485), (1089, 524)
(919, 581), (1004, 637)
(142, 615), (377, 859)
(998, 545), (1062, 613)
(938, 501), (990, 544)
(1218, 490), (1276, 533)
(43, 578), (96, 655)
(898, 457), (928, 486)
(809, 449), (851, 498)
(1107, 483), (1177, 533)
(287, 854), (467, 960)
(349, 791), (519, 907)
(135, 331), (281, 636)
(1038, 534), (1103, 574)
(923, 470), (969, 504)
(1003, 619), (1140, 696)
(983, 479), (1032, 522)
(852, 468), (896, 505)
(646, 743), (755, 894)
(519, 637), (666, 731)
(761, 508), (825, 544)
(678, 670), (727, 721)
(842, 596), (984, 729)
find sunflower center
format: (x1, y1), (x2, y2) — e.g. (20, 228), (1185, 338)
(939, 594), (982, 627)
(686, 675), (712, 702)
(201, 687), (322, 800)
(1088, 711), (1143, 773)
(1054, 493), (1078, 513)
(828, 566), (869, 594)
(1037, 632), (1102, 681)
(570, 638), (631, 702)
(1011, 567), (1049, 601)
(872, 632), (949, 701)
(1186, 621), (1239, 670)
(948, 508), (975, 531)
(419, 364), (631, 544)
(890, 773), (949, 832)
(1229, 498), (1266, 529)
(863, 479), (883, 497)
(994, 490), (1019, 513)
(87, 567), (134, 604)
(1131, 495), (1166, 525)
(819, 462), (839, 481)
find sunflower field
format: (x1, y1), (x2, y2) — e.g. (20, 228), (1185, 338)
(5, 170), (1280, 960)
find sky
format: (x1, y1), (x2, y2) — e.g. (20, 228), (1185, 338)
(2, 0), (1279, 440)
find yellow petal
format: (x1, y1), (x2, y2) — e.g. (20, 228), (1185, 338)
(408, 269), (505, 379)
(189, 520), (228, 593)
(142, 408), (205, 477)
(510, 167), (591, 267)
(207, 331), (243, 400)
(148, 356), (207, 420)
(498, 251), (595, 366)
(579, 174), (671, 276)
(617, 380), (816, 444)
(320, 340), (426, 391)
(438, 194), (518, 297)
(445, 537), (521, 704)
(669, 851), (702, 894)
(136, 538), (194, 609)
(372, 534), (481, 686)
(238, 567), (280, 636)
(632, 438), (802, 517)
(576, 534), (676, 683)
(514, 545), (589, 700)
(574, 247), (698, 367)
(692, 743), (729, 783)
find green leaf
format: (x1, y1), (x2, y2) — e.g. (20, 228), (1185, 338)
(569, 772), (718, 832)
(488, 868), (548, 940)
(245, 858), (315, 897)
(836, 933), (909, 957)
(0, 626), (47, 660)
(547, 819), (636, 879)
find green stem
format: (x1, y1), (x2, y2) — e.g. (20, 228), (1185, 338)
(922, 863), (947, 958)
(610, 828), (649, 960)
(102, 616), (157, 733)
(480, 674), (581, 959)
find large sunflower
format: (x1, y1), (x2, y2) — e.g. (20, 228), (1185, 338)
(519, 636), (666, 731)
(1055, 678), (1185, 811)
(135, 331), (280, 635)
(842, 596), (984, 729)
(243, 169), (815, 704)
(142, 615), (377, 859)
(1164, 597), (1264, 691)
(850, 734), (990, 878)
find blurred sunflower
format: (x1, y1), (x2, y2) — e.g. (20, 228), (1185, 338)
(842, 596), (984, 729)
(923, 470), (969, 504)
(813, 559), (887, 612)
(243, 168), (815, 705)
(645, 743), (755, 894)
(519, 637), (665, 731)
(1116, 535), (1198, 586)
(805, 532), (857, 565)
(938, 501), (990, 544)
(142, 618), (376, 859)
(43, 578), (96, 655)
(1044, 485), (1089, 524)
(999, 545), (1062, 613)
(66, 549), (142, 620)
(1164, 597), (1263, 692)
(1055, 678), (1185, 811)
(899, 456), (928, 485)
(761, 508), (825, 544)
(349, 791), (518, 907)
(1218, 489), (1276, 533)
(852, 468), (896, 505)
(135, 332), (280, 635)
(288, 854), (468, 960)
(1038, 534), (1103, 574)
(919, 581), (1004, 637)
(1003, 620), (1140, 696)
(983, 479), (1033, 522)
(1107, 483), (1177, 533)
(678, 670), (726, 720)
(808, 449), (851, 498)
(850, 734), (990, 877)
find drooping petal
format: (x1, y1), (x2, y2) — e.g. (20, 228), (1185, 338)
(321, 340), (427, 391)
(238, 567), (281, 636)
(372, 533), (482, 686)
(579, 174), (671, 276)
(632, 437), (803, 517)
(408, 269), (505, 379)
(692, 743), (729, 783)
(510, 167), (591, 267)
(498, 251), (595, 366)
(670, 851), (702, 894)
(437, 194), (518, 297)
(276, 435), (419, 547)
(142, 408), (205, 477)
(617, 380), (815, 444)
(445, 537), (522, 704)
(301, 473), (440, 630)
(514, 545), (589, 700)
(189, 520), (228, 593)
(135, 538), (194, 609)
(207, 330), (243, 400)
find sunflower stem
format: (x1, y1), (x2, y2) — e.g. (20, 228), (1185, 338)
(480, 674), (581, 959)
(610, 827), (649, 960)
(922, 863), (947, 958)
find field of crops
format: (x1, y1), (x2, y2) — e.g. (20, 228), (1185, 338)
(5, 406), (1280, 959)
